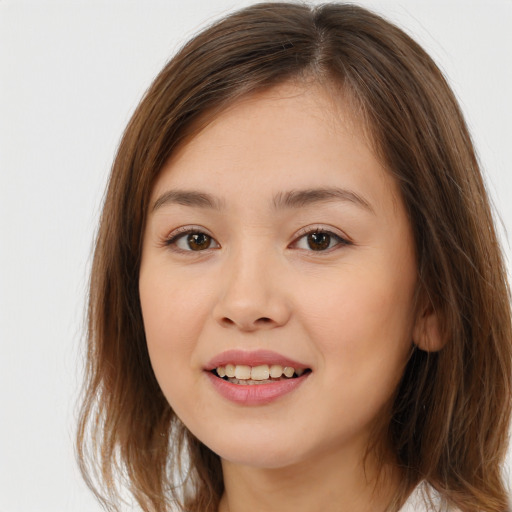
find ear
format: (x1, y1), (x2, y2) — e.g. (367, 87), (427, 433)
(412, 299), (445, 352)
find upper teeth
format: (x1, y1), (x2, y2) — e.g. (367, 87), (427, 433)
(216, 364), (305, 380)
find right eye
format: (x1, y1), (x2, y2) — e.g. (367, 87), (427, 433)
(165, 229), (220, 252)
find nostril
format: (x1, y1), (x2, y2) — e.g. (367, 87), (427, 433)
(218, 315), (279, 330)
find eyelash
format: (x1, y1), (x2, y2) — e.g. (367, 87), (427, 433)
(163, 226), (219, 252)
(163, 226), (351, 253)
(293, 226), (351, 252)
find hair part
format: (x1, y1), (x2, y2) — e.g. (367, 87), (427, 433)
(77, 3), (512, 511)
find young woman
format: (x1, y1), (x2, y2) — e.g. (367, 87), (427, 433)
(76, 3), (512, 511)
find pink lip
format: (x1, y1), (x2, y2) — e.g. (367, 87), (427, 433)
(205, 371), (310, 406)
(204, 350), (311, 406)
(205, 349), (309, 371)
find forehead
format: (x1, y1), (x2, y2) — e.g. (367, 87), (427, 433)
(174, 80), (368, 161)
(151, 81), (400, 215)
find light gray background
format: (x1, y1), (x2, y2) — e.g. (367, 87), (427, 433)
(1, 1), (511, 511)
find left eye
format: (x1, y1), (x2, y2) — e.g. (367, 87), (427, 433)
(293, 230), (347, 251)
(167, 231), (220, 252)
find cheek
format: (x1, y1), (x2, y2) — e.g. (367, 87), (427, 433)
(295, 260), (416, 389)
(299, 265), (415, 340)
(296, 273), (415, 440)
(138, 265), (214, 400)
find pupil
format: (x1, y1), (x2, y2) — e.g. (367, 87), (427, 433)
(308, 232), (330, 251)
(188, 233), (211, 250)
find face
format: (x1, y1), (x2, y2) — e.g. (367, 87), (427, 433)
(139, 82), (419, 470)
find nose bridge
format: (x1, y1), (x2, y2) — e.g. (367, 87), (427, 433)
(213, 236), (290, 330)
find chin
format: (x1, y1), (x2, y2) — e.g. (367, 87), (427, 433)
(202, 429), (305, 469)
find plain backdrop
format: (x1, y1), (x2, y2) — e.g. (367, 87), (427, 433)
(1, 1), (511, 511)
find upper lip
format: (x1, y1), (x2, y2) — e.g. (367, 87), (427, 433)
(205, 349), (310, 371)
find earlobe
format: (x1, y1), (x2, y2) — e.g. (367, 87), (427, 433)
(412, 302), (445, 352)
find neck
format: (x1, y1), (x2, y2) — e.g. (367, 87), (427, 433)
(218, 445), (400, 512)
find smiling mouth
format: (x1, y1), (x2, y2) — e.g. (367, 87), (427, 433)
(212, 364), (312, 385)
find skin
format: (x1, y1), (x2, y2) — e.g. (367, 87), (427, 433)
(139, 81), (439, 512)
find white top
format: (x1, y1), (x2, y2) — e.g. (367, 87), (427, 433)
(399, 483), (431, 512)
(399, 483), (460, 512)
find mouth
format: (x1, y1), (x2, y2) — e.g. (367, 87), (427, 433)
(205, 351), (311, 404)
(212, 364), (312, 385)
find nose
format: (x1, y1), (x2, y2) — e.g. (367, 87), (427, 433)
(212, 247), (292, 332)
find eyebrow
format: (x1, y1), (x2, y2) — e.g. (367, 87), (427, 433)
(272, 187), (374, 214)
(152, 190), (225, 211)
(152, 187), (374, 214)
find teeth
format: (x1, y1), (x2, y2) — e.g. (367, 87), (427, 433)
(215, 364), (307, 381)
(234, 365), (251, 380)
(228, 378), (273, 385)
(283, 366), (294, 378)
(225, 364), (236, 378)
(270, 364), (283, 378)
(251, 365), (270, 380)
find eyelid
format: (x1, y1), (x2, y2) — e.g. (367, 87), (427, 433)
(290, 225), (352, 251)
(163, 225), (220, 252)
(160, 224), (351, 253)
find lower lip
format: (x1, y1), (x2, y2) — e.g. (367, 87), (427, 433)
(205, 371), (310, 406)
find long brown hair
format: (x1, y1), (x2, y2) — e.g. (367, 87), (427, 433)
(76, 3), (512, 511)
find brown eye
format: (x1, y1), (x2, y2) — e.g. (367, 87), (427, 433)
(293, 229), (349, 252)
(167, 230), (220, 252)
(307, 232), (331, 251)
(185, 233), (212, 251)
